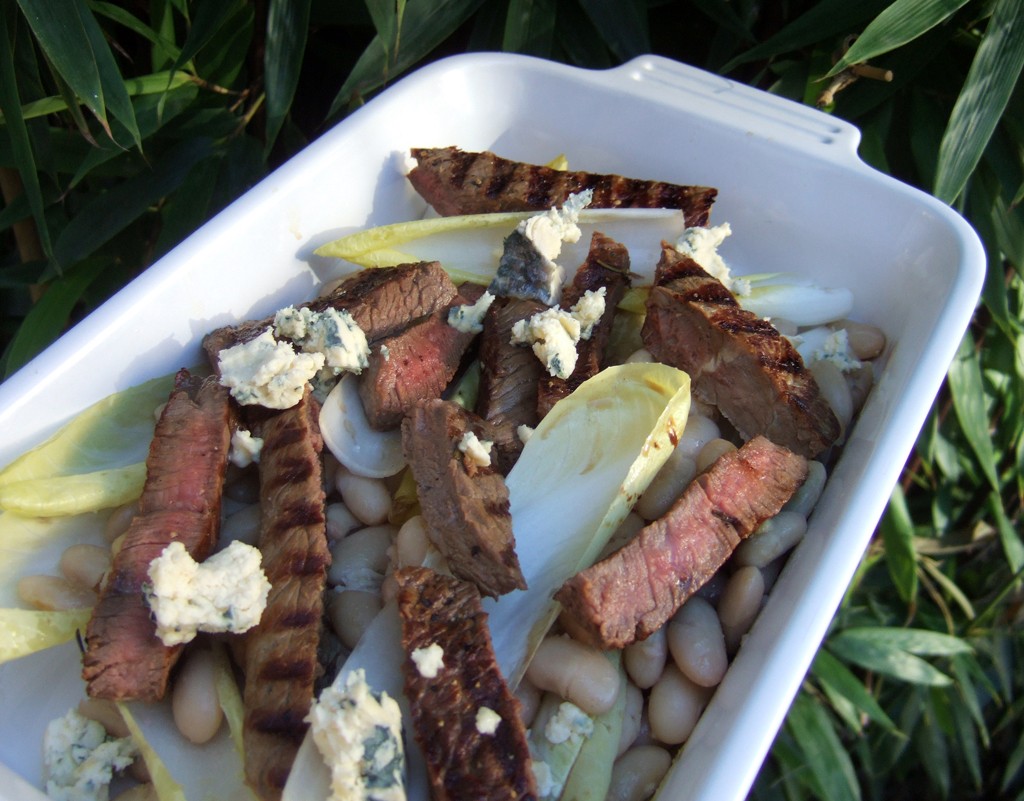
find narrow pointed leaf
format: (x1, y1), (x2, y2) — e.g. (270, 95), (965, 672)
(811, 645), (899, 733)
(503, 0), (557, 57)
(880, 484), (918, 603)
(264, 0), (311, 153)
(576, 0), (648, 60)
(169, 0), (242, 73)
(784, 694), (861, 801)
(947, 331), (1000, 491)
(933, 0), (1024, 203)
(834, 627), (972, 658)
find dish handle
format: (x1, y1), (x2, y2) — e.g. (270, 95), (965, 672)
(605, 55), (865, 165)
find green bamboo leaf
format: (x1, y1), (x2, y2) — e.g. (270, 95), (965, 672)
(168, 0), (243, 75)
(689, 0), (754, 44)
(934, 0), (1024, 204)
(827, 631), (960, 687)
(811, 648), (900, 734)
(829, 0), (971, 77)
(722, 0), (890, 71)
(948, 686), (983, 789)
(915, 691), (951, 797)
(503, 0), (557, 57)
(576, 0), (648, 61)
(921, 558), (975, 620)
(784, 694), (861, 801)
(880, 484), (918, 604)
(0, 3), (52, 260)
(88, 0), (178, 56)
(264, 0), (311, 153)
(948, 330), (1000, 491)
(989, 489), (1024, 574)
(836, 627), (973, 658)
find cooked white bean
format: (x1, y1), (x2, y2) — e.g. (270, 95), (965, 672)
(675, 414), (720, 459)
(328, 525), (395, 588)
(635, 449), (697, 521)
(59, 544), (111, 591)
(104, 501), (138, 543)
(515, 677), (542, 728)
(325, 502), (361, 541)
(760, 556), (785, 593)
(696, 437), (737, 473)
(379, 571), (399, 605)
(17, 575), (96, 610)
(623, 627), (667, 690)
(668, 597), (728, 688)
(112, 785), (157, 801)
(77, 698), (130, 739)
(648, 664), (713, 744)
(734, 511), (808, 569)
(694, 570), (727, 605)
(608, 745), (672, 801)
(395, 515), (429, 567)
(616, 682), (644, 757)
(843, 320), (886, 360)
(336, 471), (392, 525)
(719, 566), (765, 654)
(327, 589), (383, 650)
(783, 460), (826, 517)
(171, 648), (223, 744)
(770, 317), (799, 337)
(810, 359), (853, 435)
(220, 503), (261, 547)
(846, 364), (875, 413)
(525, 636), (620, 715)
(624, 348), (654, 364)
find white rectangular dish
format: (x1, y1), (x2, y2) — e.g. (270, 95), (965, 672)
(0, 53), (985, 800)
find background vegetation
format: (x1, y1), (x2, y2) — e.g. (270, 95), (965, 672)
(0, 0), (1021, 798)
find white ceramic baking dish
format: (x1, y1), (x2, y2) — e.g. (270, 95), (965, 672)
(0, 53), (985, 800)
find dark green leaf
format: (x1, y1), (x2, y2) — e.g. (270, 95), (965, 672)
(828, 636), (955, 687)
(948, 330), (1000, 491)
(915, 690), (951, 797)
(169, 0), (242, 74)
(503, 0), (557, 57)
(880, 484), (918, 604)
(784, 694), (861, 801)
(264, 0), (312, 153)
(811, 648), (900, 734)
(989, 489), (1024, 574)
(934, 0), (1024, 204)
(576, 0), (648, 61)
(835, 627), (973, 658)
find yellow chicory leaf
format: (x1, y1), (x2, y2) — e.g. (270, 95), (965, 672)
(0, 464), (146, 517)
(0, 607), (91, 664)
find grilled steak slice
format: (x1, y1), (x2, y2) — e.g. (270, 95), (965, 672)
(202, 261), (458, 365)
(395, 566), (538, 801)
(402, 399), (525, 597)
(555, 436), (807, 649)
(475, 297), (546, 473)
(359, 294), (478, 431)
(641, 245), (840, 459)
(83, 369), (231, 701)
(537, 232), (632, 418)
(242, 391), (330, 800)
(408, 146), (717, 227)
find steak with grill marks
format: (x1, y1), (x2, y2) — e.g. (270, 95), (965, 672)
(475, 296), (546, 473)
(242, 390), (330, 801)
(202, 261), (458, 365)
(395, 566), (538, 801)
(556, 436), (808, 649)
(402, 399), (525, 597)
(641, 244), (840, 459)
(407, 146), (717, 227)
(537, 232), (632, 419)
(82, 369), (231, 701)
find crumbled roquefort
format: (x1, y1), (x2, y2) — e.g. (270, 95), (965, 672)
(517, 424), (535, 445)
(380, 344), (390, 362)
(674, 223), (751, 296)
(447, 291), (496, 334)
(475, 706), (501, 736)
(43, 709), (136, 801)
(217, 328), (324, 410)
(229, 427), (264, 468)
(531, 760), (556, 798)
(569, 287), (607, 339)
(275, 305), (371, 375)
(814, 328), (863, 372)
(145, 540), (271, 646)
(544, 701), (594, 745)
(308, 669), (406, 801)
(457, 431), (493, 468)
(410, 642), (445, 679)
(510, 308), (581, 379)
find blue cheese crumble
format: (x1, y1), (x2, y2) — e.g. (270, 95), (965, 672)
(308, 669), (406, 801)
(229, 428), (264, 468)
(43, 709), (136, 801)
(448, 291), (496, 334)
(410, 642), (445, 678)
(275, 306), (371, 375)
(544, 701), (594, 745)
(475, 706), (501, 736)
(457, 431), (493, 468)
(675, 223), (750, 297)
(509, 288), (606, 379)
(145, 540), (271, 646)
(218, 328), (324, 409)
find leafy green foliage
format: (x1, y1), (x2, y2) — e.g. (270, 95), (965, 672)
(0, 1), (1021, 799)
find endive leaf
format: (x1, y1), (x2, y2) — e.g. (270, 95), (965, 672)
(739, 280), (854, 326)
(0, 607), (90, 664)
(0, 463), (146, 517)
(117, 703), (187, 801)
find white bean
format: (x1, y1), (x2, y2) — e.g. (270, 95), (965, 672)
(104, 501), (138, 543)
(616, 683), (644, 757)
(668, 597), (728, 688)
(327, 589), (383, 650)
(77, 698), (130, 739)
(719, 566), (765, 654)
(624, 348), (654, 364)
(17, 575), (96, 610)
(648, 664), (713, 744)
(770, 317), (799, 337)
(635, 449), (697, 522)
(783, 460), (827, 517)
(695, 437), (737, 473)
(515, 677), (542, 728)
(525, 636), (620, 716)
(220, 503), (261, 547)
(328, 525), (395, 588)
(395, 516), (429, 567)
(734, 511), (808, 569)
(325, 502), (362, 541)
(843, 320), (886, 360)
(171, 648), (223, 744)
(336, 471), (392, 525)
(675, 414), (720, 459)
(623, 627), (668, 690)
(607, 746), (672, 801)
(694, 570), (727, 605)
(810, 359), (853, 435)
(59, 544), (111, 591)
